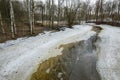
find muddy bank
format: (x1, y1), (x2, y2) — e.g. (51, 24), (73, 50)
(30, 34), (101, 80)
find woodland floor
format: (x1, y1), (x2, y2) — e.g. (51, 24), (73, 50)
(0, 25), (45, 43)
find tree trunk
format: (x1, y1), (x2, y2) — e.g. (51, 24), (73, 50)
(48, 0), (51, 28)
(41, 6), (44, 25)
(51, 0), (54, 29)
(118, 1), (120, 21)
(57, 0), (60, 26)
(28, 0), (34, 34)
(0, 11), (5, 33)
(10, 0), (16, 38)
(100, 0), (104, 22)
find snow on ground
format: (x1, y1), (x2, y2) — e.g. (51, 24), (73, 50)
(0, 25), (96, 80)
(97, 25), (120, 80)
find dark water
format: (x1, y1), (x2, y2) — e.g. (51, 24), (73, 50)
(31, 35), (101, 80)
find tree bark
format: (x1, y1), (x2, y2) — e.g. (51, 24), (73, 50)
(100, 0), (104, 22)
(57, 0), (60, 26)
(28, 0), (34, 34)
(51, 0), (54, 29)
(0, 11), (5, 33)
(10, 0), (16, 38)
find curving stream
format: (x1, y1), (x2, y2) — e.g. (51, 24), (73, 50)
(31, 35), (101, 80)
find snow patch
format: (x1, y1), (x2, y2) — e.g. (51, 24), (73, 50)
(97, 25), (120, 80)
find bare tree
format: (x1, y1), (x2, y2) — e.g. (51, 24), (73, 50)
(36, 1), (44, 25)
(10, 0), (16, 38)
(41, 3), (44, 25)
(57, 0), (61, 26)
(95, 0), (100, 21)
(57, 0), (65, 26)
(104, 1), (111, 19)
(64, 0), (80, 27)
(115, 0), (120, 21)
(118, 1), (120, 15)
(111, 1), (116, 22)
(48, 0), (51, 28)
(99, 0), (104, 21)
(28, 0), (35, 34)
(84, 0), (90, 22)
(51, 0), (54, 28)
(0, 11), (5, 33)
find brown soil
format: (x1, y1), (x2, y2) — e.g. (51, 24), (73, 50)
(0, 25), (45, 43)
(92, 25), (103, 34)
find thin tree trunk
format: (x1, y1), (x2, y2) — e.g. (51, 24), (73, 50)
(41, 6), (44, 25)
(28, 0), (32, 34)
(100, 0), (103, 22)
(28, 0), (34, 34)
(48, 0), (51, 28)
(118, 2), (120, 21)
(51, 0), (54, 29)
(0, 11), (5, 33)
(32, 0), (35, 33)
(58, 0), (60, 26)
(10, 0), (16, 38)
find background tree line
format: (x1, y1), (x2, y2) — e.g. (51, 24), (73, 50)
(0, 0), (120, 42)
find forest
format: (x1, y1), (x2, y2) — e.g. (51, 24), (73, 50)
(0, 0), (120, 42)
